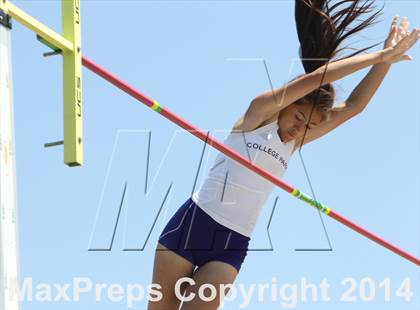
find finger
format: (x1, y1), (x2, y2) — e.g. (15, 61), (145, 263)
(396, 27), (402, 41)
(401, 16), (409, 35)
(407, 28), (420, 46)
(388, 17), (398, 40)
(402, 28), (418, 44)
(391, 15), (399, 30)
(396, 22), (405, 40)
(405, 32), (419, 51)
(390, 22), (397, 33)
(387, 25), (397, 43)
(402, 54), (412, 61)
(395, 27), (418, 51)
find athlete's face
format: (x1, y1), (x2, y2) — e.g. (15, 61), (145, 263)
(277, 101), (323, 143)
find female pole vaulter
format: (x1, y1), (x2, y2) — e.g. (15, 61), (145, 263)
(149, 1), (420, 309)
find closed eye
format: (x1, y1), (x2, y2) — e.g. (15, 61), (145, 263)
(296, 112), (317, 129)
(296, 114), (305, 121)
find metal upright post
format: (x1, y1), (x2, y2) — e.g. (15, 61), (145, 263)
(0, 9), (20, 310)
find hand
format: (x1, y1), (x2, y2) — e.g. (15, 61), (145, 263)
(382, 16), (420, 64)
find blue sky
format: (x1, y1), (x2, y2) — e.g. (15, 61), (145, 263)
(4, 0), (419, 309)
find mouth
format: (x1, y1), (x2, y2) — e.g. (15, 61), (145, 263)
(288, 129), (297, 139)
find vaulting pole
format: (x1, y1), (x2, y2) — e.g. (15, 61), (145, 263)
(81, 56), (419, 267)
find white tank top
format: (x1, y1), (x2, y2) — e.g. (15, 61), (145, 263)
(192, 120), (295, 237)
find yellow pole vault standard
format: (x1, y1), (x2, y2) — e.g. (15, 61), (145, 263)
(0, 0), (83, 166)
(62, 0), (83, 166)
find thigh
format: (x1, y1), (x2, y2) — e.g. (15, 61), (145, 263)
(188, 208), (251, 273)
(180, 261), (238, 310)
(148, 243), (195, 310)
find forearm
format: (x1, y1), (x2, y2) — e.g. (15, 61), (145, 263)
(312, 48), (391, 86)
(345, 62), (391, 112)
(251, 48), (393, 119)
(266, 48), (393, 109)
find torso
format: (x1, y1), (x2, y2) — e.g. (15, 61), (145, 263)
(192, 114), (296, 237)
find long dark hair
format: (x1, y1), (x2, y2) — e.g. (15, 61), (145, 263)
(294, 0), (384, 116)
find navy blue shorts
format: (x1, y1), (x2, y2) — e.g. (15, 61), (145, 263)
(158, 197), (251, 273)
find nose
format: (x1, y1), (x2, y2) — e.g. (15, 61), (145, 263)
(290, 127), (298, 136)
(292, 123), (306, 137)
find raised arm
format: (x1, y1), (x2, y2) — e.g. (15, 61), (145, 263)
(246, 25), (419, 129)
(245, 50), (386, 125)
(237, 51), (380, 131)
(345, 16), (411, 111)
(293, 16), (417, 148)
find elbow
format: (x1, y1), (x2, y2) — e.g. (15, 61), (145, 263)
(356, 106), (366, 114)
(346, 101), (365, 116)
